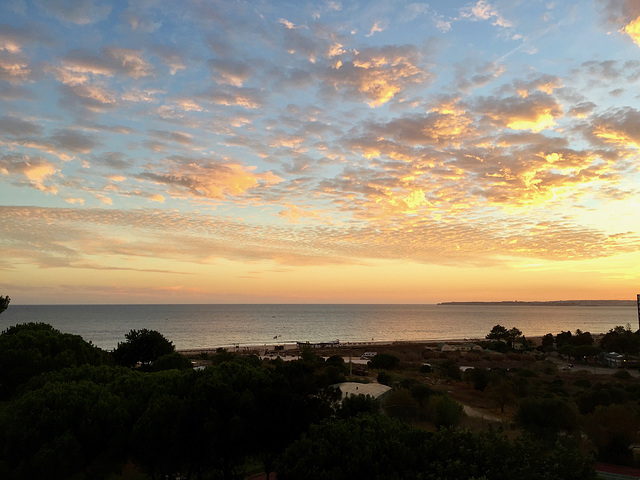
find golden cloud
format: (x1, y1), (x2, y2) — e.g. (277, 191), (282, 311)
(620, 16), (640, 46)
(139, 161), (283, 200)
(327, 45), (429, 107)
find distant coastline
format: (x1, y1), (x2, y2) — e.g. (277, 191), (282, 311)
(438, 300), (636, 307)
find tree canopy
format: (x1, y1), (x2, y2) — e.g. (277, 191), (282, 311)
(0, 295), (9, 315)
(112, 328), (175, 368)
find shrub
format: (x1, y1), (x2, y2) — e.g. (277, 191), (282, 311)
(377, 371), (392, 386)
(613, 369), (632, 380)
(368, 353), (400, 370)
(428, 394), (464, 428)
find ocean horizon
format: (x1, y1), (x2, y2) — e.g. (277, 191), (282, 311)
(2, 303), (638, 352)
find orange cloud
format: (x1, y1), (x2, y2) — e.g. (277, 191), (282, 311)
(620, 16), (640, 46)
(139, 160), (283, 200)
(327, 45), (429, 107)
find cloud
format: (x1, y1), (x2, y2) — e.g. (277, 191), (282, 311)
(0, 115), (43, 136)
(150, 44), (186, 75)
(50, 128), (99, 153)
(583, 106), (640, 149)
(62, 47), (154, 79)
(1, 205), (637, 274)
(148, 129), (194, 146)
(365, 21), (385, 37)
(473, 92), (563, 132)
(454, 61), (505, 93)
(461, 1), (513, 28)
(0, 50), (31, 83)
(58, 83), (118, 112)
(0, 85), (35, 100)
(324, 45), (430, 106)
(203, 87), (265, 109)
(36, 0), (112, 25)
(210, 58), (252, 87)
(138, 157), (283, 200)
(0, 24), (46, 53)
(0, 153), (58, 192)
(598, 0), (640, 45)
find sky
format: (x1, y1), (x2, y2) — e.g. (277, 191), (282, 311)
(1, 0), (639, 305)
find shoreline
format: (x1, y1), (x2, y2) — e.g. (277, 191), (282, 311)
(177, 337), (498, 355)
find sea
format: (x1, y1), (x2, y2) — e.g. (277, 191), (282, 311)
(1, 304), (638, 352)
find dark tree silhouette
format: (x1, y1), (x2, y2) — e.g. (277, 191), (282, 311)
(112, 329), (175, 368)
(0, 295), (9, 315)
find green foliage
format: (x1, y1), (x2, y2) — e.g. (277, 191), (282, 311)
(277, 414), (426, 480)
(516, 396), (578, 442)
(486, 324), (522, 349)
(600, 325), (640, 355)
(336, 393), (379, 419)
(0, 323), (110, 399)
(377, 370), (392, 385)
(485, 377), (517, 413)
(555, 330), (573, 349)
(0, 296), (9, 315)
(436, 359), (462, 380)
(464, 367), (490, 391)
(409, 383), (434, 407)
(428, 394), (463, 428)
(487, 340), (509, 353)
(112, 329), (175, 368)
(368, 353), (400, 370)
(613, 369), (632, 380)
(385, 388), (420, 422)
(277, 416), (595, 480)
(486, 324), (509, 341)
(583, 404), (639, 464)
(0, 380), (128, 479)
(150, 352), (193, 371)
(326, 354), (345, 366)
(576, 382), (629, 415)
(541, 333), (554, 347)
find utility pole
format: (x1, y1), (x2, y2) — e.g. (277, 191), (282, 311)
(637, 294), (640, 331)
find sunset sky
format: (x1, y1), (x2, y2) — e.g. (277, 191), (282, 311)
(1, 0), (639, 304)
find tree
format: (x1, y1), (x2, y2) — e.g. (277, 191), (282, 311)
(583, 404), (639, 465)
(0, 380), (128, 479)
(515, 396), (578, 443)
(276, 414), (427, 480)
(112, 329), (175, 368)
(541, 333), (554, 348)
(0, 295), (9, 315)
(507, 327), (522, 348)
(485, 377), (517, 414)
(368, 353), (400, 370)
(428, 394), (464, 428)
(486, 324), (509, 342)
(0, 323), (110, 399)
(600, 325), (640, 355)
(555, 330), (573, 349)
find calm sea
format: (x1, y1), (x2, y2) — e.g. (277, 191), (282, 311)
(0, 304), (637, 351)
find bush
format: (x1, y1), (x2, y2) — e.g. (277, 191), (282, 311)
(368, 353), (400, 370)
(377, 371), (392, 386)
(515, 397), (578, 441)
(151, 352), (193, 371)
(384, 389), (419, 421)
(436, 360), (462, 381)
(420, 363), (432, 373)
(428, 394), (464, 428)
(573, 378), (591, 389)
(613, 369), (632, 380)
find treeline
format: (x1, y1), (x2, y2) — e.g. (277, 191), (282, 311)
(485, 323), (640, 357)
(0, 322), (597, 480)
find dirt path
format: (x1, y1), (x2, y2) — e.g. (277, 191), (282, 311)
(463, 405), (503, 423)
